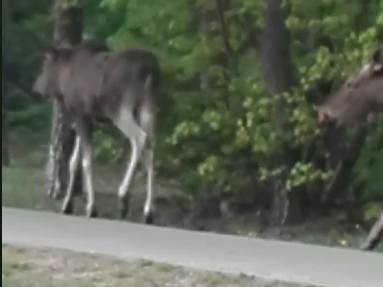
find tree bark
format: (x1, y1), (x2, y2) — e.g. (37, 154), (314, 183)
(46, 0), (83, 199)
(256, 0), (300, 225)
(2, 0), (11, 166)
(257, 0), (294, 95)
(2, 125), (11, 166)
(2, 84), (11, 167)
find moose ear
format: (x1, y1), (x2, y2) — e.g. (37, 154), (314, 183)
(44, 46), (59, 61)
(56, 44), (75, 61)
(43, 43), (74, 61)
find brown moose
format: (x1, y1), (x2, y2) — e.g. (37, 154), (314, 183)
(33, 41), (160, 223)
(317, 46), (383, 251)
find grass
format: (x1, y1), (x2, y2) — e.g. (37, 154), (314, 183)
(2, 128), (187, 219)
(3, 245), (314, 287)
(2, 163), (56, 211)
(2, 128), (59, 212)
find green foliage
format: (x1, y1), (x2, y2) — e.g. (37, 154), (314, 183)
(84, 0), (383, 201)
(363, 201), (382, 221)
(286, 162), (332, 191)
(3, 0), (52, 133)
(94, 128), (127, 164)
(353, 118), (383, 202)
(7, 103), (51, 130)
(286, 0), (382, 201)
(4, 0), (382, 204)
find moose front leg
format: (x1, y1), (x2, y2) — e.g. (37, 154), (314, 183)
(62, 135), (81, 214)
(76, 120), (97, 218)
(142, 147), (155, 224)
(113, 109), (147, 219)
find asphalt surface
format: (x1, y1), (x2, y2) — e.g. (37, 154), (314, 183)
(2, 207), (383, 287)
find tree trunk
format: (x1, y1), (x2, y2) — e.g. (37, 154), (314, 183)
(2, 0), (11, 166)
(46, 0), (83, 199)
(257, 0), (294, 94)
(256, 0), (301, 225)
(2, 86), (11, 167)
(2, 128), (11, 166)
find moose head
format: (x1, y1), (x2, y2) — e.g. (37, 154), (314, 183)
(317, 47), (383, 126)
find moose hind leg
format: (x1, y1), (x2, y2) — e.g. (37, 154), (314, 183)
(62, 135), (81, 214)
(142, 147), (155, 224)
(113, 109), (147, 219)
(77, 121), (97, 218)
(139, 107), (156, 224)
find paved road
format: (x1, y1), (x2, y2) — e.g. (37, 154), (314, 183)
(2, 207), (383, 287)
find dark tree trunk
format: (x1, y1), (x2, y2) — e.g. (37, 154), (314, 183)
(2, 88), (11, 167)
(46, 1), (83, 199)
(2, 131), (11, 166)
(2, 0), (11, 166)
(256, 0), (301, 225)
(53, 3), (82, 46)
(257, 0), (294, 95)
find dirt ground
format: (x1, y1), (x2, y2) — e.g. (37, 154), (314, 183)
(2, 244), (318, 287)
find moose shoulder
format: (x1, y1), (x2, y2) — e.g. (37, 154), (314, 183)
(33, 42), (159, 121)
(33, 42), (160, 222)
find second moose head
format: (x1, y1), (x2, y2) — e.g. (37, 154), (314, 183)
(317, 46), (383, 127)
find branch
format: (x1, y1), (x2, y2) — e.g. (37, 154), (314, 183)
(361, 211), (383, 251)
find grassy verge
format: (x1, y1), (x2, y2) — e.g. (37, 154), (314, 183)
(2, 244), (314, 287)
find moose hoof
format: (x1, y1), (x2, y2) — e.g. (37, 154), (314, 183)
(86, 206), (98, 218)
(119, 195), (130, 219)
(62, 201), (74, 215)
(120, 205), (129, 219)
(360, 242), (370, 251)
(144, 211), (155, 225)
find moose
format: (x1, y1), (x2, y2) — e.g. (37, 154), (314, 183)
(33, 41), (160, 223)
(317, 46), (383, 250)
